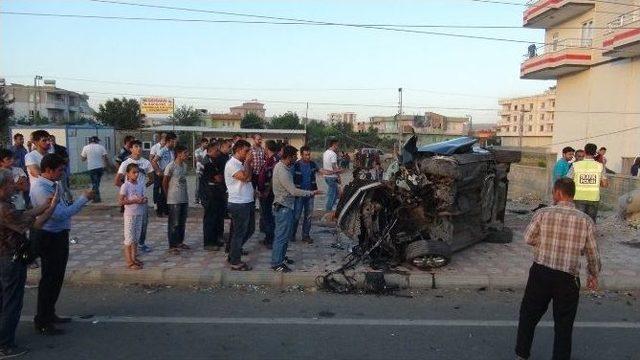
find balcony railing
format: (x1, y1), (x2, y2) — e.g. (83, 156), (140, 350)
(523, 38), (592, 60)
(606, 9), (640, 35)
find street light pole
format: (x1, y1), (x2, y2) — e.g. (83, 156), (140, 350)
(397, 87), (403, 150)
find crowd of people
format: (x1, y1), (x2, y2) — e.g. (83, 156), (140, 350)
(0, 129), (349, 356)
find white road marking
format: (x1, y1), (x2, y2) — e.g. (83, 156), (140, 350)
(20, 316), (640, 329)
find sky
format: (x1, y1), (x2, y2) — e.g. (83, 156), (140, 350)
(1, 0), (555, 124)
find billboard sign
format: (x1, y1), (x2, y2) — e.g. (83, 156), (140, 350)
(140, 97), (174, 115)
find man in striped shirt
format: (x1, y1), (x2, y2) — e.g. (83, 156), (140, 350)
(515, 178), (601, 360)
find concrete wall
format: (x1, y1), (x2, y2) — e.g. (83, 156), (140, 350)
(500, 136), (553, 148)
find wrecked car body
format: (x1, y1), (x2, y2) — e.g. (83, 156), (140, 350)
(333, 136), (521, 273)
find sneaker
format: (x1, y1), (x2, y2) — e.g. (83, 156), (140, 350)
(0, 346), (29, 358)
(138, 244), (152, 253)
(272, 264), (292, 273)
(284, 257), (295, 265)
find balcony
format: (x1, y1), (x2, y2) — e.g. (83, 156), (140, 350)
(523, 0), (595, 28)
(45, 100), (67, 110)
(521, 38), (592, 79)
(603, 9), (640, 58)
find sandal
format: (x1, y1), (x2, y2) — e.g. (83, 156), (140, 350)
(127, 263), (142, 270)
(178, 243), (191, 250)
(230, 263), (252, 271)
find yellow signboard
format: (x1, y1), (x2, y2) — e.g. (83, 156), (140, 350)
(140, 97), (174, 115)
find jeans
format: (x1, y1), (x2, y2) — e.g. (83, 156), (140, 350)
(195, 173), (201, 203)
(167, 204), (188, 248)
(88, 168), (104, 201)
(32, 229), (70, 326)
(574, 200), (599, 223)
(139, 206), (149, 246)
(203, 194), (226, 247)
(259, 194), (275, 245)
(227, 202), (255, 265)
(272, 205), (294, 267)
(0, 256), (27, 348)
(324, 177), (339, 211)
(292, 196), (314, 240)
(516, 263), (580, 360)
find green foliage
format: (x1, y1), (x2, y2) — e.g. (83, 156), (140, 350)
(305, 120), (394, 152)
(241, 113), (266, 129)
(0, 86), (15, 141)
(169, 105), (204, 126)
(96, 97), (143, 129)
(269, 112), (303, 129)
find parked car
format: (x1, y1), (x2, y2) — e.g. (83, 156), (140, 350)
(336, 136), (521, 270)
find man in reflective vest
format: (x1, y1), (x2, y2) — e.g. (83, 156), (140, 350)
(565, 143), (608, 223)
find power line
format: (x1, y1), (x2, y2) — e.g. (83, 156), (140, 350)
(547, 125), (640, 146)
(4, 11), (638, 30)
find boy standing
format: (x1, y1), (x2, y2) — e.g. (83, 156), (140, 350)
(163, 145), (190, 254)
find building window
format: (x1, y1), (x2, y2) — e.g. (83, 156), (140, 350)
(581, 20), (594, 45)
(540, 125), (544, 132)
(513, 126), (517, 132)
(530, 103), (533, 110)
(551, 113), (554, 120)
(541, 102), (545, 109)
(528, 125), (532, 132)
(551, 100), (555, 108)
(514, 105), (518, 111)
(540, 114), (545, 120)
(529, 114), (533, 121)
(548, 125), (553, 132)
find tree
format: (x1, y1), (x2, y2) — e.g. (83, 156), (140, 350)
(269, 111), (303, 130)
(169, 105), (204, 126)
(241, 113), (266, 129)
(95, 97), (143, 129)
(0, 86), (14, 142)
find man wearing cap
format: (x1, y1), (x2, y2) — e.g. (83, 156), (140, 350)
(80, 136), (111, 203)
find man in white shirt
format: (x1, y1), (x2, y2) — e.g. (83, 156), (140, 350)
(24, 130), (54, 184)
(115, 140), (154, 253)
(224, 139), (254, 271)
(80, 136), (111, 203)
(194, 138), (209, 205)
(322, 139), (343, 211)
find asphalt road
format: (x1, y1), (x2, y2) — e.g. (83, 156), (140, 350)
(16, 285), (640, 360)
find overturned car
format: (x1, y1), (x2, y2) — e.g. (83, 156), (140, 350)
(335, 136), (521, 271)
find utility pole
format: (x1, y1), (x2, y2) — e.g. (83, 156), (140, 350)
(33, 75), (42, 120)
(304, 102), (309, 145)
(397, 87), (403, 150)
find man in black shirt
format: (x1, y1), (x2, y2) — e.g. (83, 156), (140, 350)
(200, 142), (227, 250)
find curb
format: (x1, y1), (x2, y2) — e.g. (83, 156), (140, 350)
(27, 269), (640, 291)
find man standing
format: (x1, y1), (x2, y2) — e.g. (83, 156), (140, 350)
(257, 141), (280, 249)
(565, 143), (608, 223)
(224, 140), (254, 271)
(322, 139), (343, 212)
(271, 145), (320, 272)
(115, 135), (135, 169)
(574, 149), (585, 162)
(163, 145), (190, 254)
(151, 132), (177, 217)
(292, 146), (320, 243)
(30, 154), (95, 335)
(24, 130), (53, 184)
(194, 138), (209, 205)
(115, 140), (154, 253)
(250, 134), (265, 190)
(81, 136), (110, 203)
(595, 147), (607, 166)
(200, 142), (226, 251)
(552, 146), (574, 182)
(9, 133), (27, 172)
(515, 178), (600, 360)
(150, 133), (167, 216)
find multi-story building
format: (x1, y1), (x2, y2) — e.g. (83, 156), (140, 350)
(495, 87), (556, 148)
(5, 81), (95, 122)
(327, 112), (357, 125)
(520, 0), (640, 171)
(229, 100), (266, 119)
(208, 113), (242, 129)
(367, 112), (470, 144)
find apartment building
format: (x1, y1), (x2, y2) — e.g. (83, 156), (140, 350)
(229, 100), (266, 119)
(521, 0), (640, 172)
(5, 81), (95, 122)
(496, 87), (556, 147)
(327, 112), (357, 125)
(208, 113), (242, 129)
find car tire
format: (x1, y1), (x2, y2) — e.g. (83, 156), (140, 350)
(404, 239), (452, 269)
(484, 227), (513, 244)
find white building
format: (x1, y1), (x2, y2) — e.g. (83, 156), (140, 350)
(327, 112), (357, 125)
(5, 81), (95, 122)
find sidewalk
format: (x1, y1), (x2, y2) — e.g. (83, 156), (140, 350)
(37, 174), (640, 291)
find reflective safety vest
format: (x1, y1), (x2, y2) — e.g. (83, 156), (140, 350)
(572, 160), (603, 202)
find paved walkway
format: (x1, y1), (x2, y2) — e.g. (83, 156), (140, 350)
(34, 174), (639, 290)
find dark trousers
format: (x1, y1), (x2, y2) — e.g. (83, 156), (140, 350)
(574, 200), (599, 223)
(516, 263), (580, 360)
(203, 194), (226, 247)
(88, 168), (104, 201)
(32, 229), (70, 326)
(153, 175), (169, 216)
(168, 204), (188, 248)
(227, 202), (255, 265)
(259, 194), (275, 245)
(0, 256), (27, 348)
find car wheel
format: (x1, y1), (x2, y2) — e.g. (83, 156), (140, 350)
(484, 227), (513, 244)
(404, 239), (452, 269)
